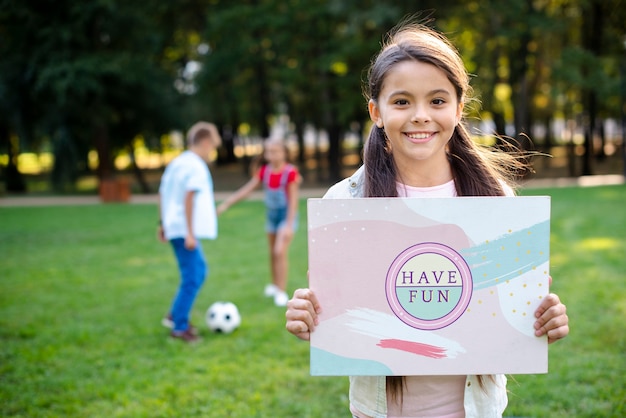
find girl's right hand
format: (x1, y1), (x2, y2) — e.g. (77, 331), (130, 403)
(285, 288), (322, 341)
(216, 202), (228, 216)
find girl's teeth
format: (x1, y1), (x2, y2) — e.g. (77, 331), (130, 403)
(408, 133), (430, 139)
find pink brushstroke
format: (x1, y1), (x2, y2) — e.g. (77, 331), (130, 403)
(377, 339), (447, 359)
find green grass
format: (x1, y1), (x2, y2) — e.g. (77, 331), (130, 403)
(1, 185), (624, 417)
(511, 185), (626, 417)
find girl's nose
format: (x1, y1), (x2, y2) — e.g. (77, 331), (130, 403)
(411, 106), (430, 123)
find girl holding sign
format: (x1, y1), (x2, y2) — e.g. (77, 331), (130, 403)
(285, 21), (569, 418)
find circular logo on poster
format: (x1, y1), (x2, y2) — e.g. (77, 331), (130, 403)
(385, 243), (472, 330)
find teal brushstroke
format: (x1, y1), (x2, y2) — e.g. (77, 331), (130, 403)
(310, 347), (393, 375)
(460, 220), (550, 290)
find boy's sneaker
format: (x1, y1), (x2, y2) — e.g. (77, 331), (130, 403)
(170, 328), (200, 343)
(161, 315), (175, 329)
(162, 314), (198, 336)
(274, 291), (289, 307)
(264, 284), (278, 297)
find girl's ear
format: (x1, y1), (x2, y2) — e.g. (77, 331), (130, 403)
(368, 100), (384, 128)
(456, 101), (464, 125)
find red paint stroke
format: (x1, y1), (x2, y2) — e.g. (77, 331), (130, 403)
(377, 339), (447, 359)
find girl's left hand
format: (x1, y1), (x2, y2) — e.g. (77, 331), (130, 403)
(283, 224), (294, 240)
(533, 276), (569, 344)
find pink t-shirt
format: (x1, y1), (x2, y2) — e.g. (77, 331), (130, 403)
(397, 179), (458, 198)
(386, 375), (466, 418)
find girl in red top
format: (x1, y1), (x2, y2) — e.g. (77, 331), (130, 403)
(218, 139), (301, 306)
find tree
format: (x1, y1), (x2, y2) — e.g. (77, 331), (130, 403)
(199, 0), (411, 182)
(1, 0), (200, 192)
(3, 0), (625, 193)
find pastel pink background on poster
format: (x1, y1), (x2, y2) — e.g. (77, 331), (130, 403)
(307, 197), (549, 376)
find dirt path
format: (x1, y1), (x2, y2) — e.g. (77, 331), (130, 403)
(0, 175), (623, 207)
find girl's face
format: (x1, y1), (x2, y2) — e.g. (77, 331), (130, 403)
(264, 141), (286, 166)
(368, 60), (463, 184)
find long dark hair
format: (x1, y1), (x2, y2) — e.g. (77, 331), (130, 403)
(363, 23), (527, 199)
(364, 22), (527, 401)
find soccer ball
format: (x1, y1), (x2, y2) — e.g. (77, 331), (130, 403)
(206, 301), (241, 334)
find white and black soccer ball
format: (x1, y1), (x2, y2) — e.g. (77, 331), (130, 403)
(206, 301), (241, 334)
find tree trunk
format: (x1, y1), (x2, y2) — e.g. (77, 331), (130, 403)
(51, 124), (79, 192)
(581, 107), (597, 180)
(492, 111), (507, 138)
(509, 1), (533, 147)
(580, 0), (603, 176)
(315, 128), (325, 183)
(543, 116), (553, 149)
(128, 143), (150, 194)
(1, 123), (26, 193)
(216, 123), (237, 165)
(327, 123), (342, 183)
(94, 122), (113, 181)
(596, 118), (606, 161)
(294, 119), (305, 165)
(254, 64), (271, 139)
(321, 71), (341, 183)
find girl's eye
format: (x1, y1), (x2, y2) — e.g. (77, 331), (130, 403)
(432, 98), (446, 105)
(394, 99), (409, 106)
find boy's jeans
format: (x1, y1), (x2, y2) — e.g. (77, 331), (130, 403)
(170, 238), (207, 332)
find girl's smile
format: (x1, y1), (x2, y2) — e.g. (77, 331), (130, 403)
(405, 131), (436, 142)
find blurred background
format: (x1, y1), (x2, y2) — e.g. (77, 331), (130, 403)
(1, 0), (625, 197)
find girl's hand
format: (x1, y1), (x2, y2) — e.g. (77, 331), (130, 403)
(216, 202), (229, 216)
(282, 224), (294, 240)
(285, 288), (322, 341)
(534, 276), (569, 344)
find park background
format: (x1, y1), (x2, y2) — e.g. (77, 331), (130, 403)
(1, 1), (625, 417)
(1, 0), (626, 195)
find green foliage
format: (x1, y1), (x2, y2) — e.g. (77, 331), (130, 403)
(3, 1), (626, 189)
(1, 0), (193, 185)
(199, 0), (406, 157)
(1, 185), (624, 416)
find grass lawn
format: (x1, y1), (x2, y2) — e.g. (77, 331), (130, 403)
(1, 184), (624, 417)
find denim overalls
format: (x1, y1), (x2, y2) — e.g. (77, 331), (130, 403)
(263, 164), (296, 233)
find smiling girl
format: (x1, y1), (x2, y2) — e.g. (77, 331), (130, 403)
(285, 22), (569, 418)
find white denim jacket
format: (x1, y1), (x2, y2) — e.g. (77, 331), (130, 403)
(324, 166), (509, 418)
